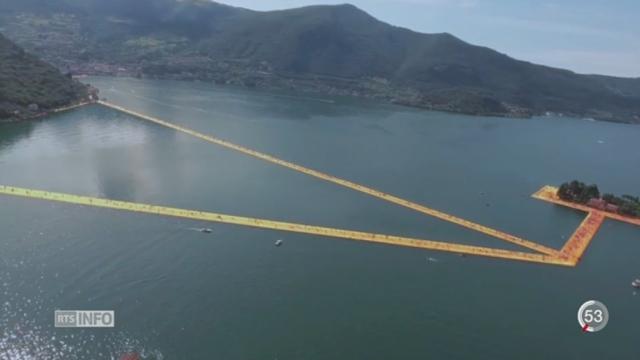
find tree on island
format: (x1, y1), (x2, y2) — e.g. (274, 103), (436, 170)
(559, 180), (640, 217)
(557, 180), (600, 204)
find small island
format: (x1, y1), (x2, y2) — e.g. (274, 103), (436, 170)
(558, 180), (640, 218)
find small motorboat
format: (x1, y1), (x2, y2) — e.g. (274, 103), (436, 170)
(632, 279), (640, 289)
(275, 239), (283, 247)
(200, 228), (213, 234)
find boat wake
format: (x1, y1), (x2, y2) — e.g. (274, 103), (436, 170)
(187, 227), (213, 234)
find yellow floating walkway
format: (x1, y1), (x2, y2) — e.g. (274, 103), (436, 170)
(559, 212), (605, 262)
(6, 103), (632, 267)
(97, 101), (560, 257)
(52, 101), (93, 114)
(533, 186), (640, 265)
(0, 185), (571, 266)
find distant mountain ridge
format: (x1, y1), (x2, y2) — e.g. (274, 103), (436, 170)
(1, 0), (638, 123)
(0, 33), (88, 121)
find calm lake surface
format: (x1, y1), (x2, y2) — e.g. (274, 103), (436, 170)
(1, 77), (639, 359)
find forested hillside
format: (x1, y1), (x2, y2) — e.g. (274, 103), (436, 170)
(1, 0), (638, 122)
(0, 33), (88, 121)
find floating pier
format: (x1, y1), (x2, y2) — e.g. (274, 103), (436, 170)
(559, 212), (605, 262)
(51, 101), (93, 114)
(1, 103), (637, 267)
(96, 101), (560, 257)
(0, 185), (570, 266)
(533, 186), (640, 264)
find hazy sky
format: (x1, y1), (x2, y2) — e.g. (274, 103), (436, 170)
(217, 0), (639, 78)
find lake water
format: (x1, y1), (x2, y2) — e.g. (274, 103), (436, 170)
(1, 77), (639, 359)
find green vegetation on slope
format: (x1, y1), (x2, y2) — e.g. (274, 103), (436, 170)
(1, 0), (639, 122)
(0, 33), (88, 120)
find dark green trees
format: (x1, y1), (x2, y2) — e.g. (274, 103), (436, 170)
(559, 180), (640, 217)
(0, 33), (88, 120)
(603, 193), (640, 217)
(557, 180), (600, 204)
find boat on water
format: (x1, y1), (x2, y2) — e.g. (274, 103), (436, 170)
(275, 239), (283, 247)
(200, 228), (213, 234)
(632, 279), (640, 289)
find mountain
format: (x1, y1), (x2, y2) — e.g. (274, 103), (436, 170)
(0, 33), (88, 121)
(1, 0), (639, 123)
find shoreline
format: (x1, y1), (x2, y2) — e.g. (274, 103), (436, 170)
(71, 72), (638, 124)
(79, 74), (639, 124)
(0, 100), (95, 124)
(533, 186), (640, 227)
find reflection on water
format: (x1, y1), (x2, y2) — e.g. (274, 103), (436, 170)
(0, 257), (163, 360)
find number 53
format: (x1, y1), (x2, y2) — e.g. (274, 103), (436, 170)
(584, 309), (603, 323)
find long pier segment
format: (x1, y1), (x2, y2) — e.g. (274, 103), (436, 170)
(52, 101), (93, 114)
(560, 212), (605, 262)
(0, 185), (571, 266)
(97, 101), (560, 257)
